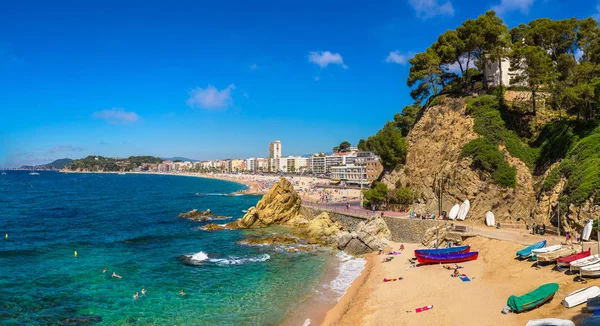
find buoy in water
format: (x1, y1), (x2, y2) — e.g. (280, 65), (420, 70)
(74, 251), (78, 257)
(5, 234), (7, 239)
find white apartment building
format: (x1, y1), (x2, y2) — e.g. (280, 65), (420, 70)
(310, 155), (326, 174)
(485, 56), (526, 87)
(269, 140), (282, 172)
(245, 158), (256, 171)
(256, 158), (269, 172)
(269, 140), (282, 159)
(330, 164), (368, 186)
(280, 156), (308, 173)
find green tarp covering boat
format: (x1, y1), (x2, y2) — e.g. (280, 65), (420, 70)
(507, 283), (559, 313)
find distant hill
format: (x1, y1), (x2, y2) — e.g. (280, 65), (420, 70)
(44, 158), (73, 169)
(64, 155), (163, 172)
(161, 157), (199, 162)
(19, 158), (73, 170)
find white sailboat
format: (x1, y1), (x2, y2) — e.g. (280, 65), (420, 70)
(29, 165), (40, 175)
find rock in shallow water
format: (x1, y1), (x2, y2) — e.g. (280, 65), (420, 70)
(179, 209), (227, 221)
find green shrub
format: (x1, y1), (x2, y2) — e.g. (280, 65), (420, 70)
(505, 132), (540, 168)
(394, 187), (414, 205)
(363, 181), (389, 202)
(493, 162), (517, 188)
(461, 138), (504, 171)
(542, 166), (561, 191)
(362, 199), (372, 208)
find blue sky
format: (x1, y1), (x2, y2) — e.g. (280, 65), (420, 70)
(1, 0), (599, 167)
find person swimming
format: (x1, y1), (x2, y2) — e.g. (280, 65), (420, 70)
(133, 292), (139, 300)
(179, 289), (185, 296)
(103, 268), (107, 273)
(141, 288), (146, 295)
(112, 272), (122, 279)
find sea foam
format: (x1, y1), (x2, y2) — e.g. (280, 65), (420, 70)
(187, 252), (270, 265)
(328, 251), (366, 300)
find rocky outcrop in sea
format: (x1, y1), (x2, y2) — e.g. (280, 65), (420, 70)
(178, 209), (227, 221)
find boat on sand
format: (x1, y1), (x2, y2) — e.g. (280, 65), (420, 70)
(526, 319), (574, 326)
(581, 264), (600, 277)
(516, 240), (546, 259)
(414, 245), (470, 258)
(536, 247), (576, 263)
(562, 286), (600, 308)
(571, 255), (600, 271)
(417, 251), (478, 265)
(557, 249), (591, 267)
(531, 245), (561, 255)
(506, 283), (559, 313)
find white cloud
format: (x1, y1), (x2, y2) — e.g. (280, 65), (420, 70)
(308, 51), (348, 69)
(491, 0), (535, 15)
(49, 145), (83, 153)
(407, 0), (454, 20)
(385, 51), (408, 65)
(93, 108), (140, 124)
(186, 84), (236, 110)
(249, 63), (259, 70)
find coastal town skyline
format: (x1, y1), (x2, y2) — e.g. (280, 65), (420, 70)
(2, 0), (598, 168)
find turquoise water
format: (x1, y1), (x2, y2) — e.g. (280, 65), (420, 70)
(0, 172), (332, 325)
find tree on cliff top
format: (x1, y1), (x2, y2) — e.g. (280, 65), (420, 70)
(358, 122), (407, 171)
(509, 44), (555, 114)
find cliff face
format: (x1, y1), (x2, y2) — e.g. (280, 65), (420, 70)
(382, 97), (537, 225)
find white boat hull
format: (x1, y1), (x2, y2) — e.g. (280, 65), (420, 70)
(583, 220), (594, 241)
(457, 199), (470, 221)
(448, 204), (460, 220)
(532, 245), (562, 255)
(571, 255), (600, 271)
(485, 211), (495, 227)
(562, 286), (600, 308)
(526, 319), (575, 326)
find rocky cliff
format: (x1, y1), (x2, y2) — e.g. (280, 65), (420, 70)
(382, 96), (537, 225)
(206, 178), (391, 255)
(381, 94), (599, 233)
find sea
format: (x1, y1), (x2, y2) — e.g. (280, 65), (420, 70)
(0, 171), (364, 325)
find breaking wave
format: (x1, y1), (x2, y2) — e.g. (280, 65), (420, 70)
(326, 251), (366, 300)
(183, 251), (270, 266)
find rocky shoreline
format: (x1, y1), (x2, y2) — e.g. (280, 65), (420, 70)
(203, 177), (392, 255)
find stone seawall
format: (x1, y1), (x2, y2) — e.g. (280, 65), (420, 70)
(300, 206), (367, 231)
(382, 217), (444, 243)
(301, 206), (444, 244)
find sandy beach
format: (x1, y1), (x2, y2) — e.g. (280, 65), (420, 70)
(322, 234), (599, 326)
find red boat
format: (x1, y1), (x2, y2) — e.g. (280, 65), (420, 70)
(557, 248), (591, 267)
(416, 251), (479, 265)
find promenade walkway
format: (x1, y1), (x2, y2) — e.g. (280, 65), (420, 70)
(301, 201), (408, 219)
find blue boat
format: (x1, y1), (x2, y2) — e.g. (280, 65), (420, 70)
(417, 251), (479, 264)
(414, 245), (470, 258)
(516, 240), (546, 258)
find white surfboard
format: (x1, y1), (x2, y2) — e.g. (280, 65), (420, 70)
(485, 211), (495, 227)
(583, 219), (594, 241)
(448, 204), (460, 220)
(457, 199), (470, 221)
